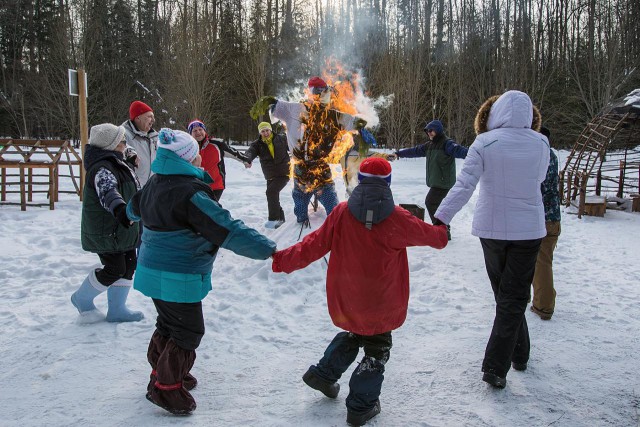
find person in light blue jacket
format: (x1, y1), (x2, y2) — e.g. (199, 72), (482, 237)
(434, 90), (549, 390)
(127, 128), (276, 416)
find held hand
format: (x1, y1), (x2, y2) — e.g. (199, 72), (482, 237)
(432, 217), (446, 226)
(386, 153), (397, 161)
(244, 162), (252, 169)
(250, 96), (277, 120)
(354, 117), (367, 130)
(114, 204), (133, 228)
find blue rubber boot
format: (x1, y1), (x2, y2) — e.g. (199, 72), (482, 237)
(106, 279), (144, 323)
(71, 270), (107, 314)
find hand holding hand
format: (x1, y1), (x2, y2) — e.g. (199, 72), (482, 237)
(432, 217), (446, 226)
(114, 204), (133, 228)
(386, 153), (397, 161)
(244, 162), (252, 169)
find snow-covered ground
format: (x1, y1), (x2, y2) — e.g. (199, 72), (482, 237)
(0, 150), (638, 426)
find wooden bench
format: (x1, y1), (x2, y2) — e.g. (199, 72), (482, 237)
(0, 139), (83, 210)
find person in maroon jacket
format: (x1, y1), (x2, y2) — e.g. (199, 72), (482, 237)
(272, 157), (448, 426)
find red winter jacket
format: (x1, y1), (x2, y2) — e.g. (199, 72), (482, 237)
(200, 137), (248, 191)
(272, 201), (448, 335)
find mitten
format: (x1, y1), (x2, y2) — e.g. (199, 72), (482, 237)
(250, 96), (277, 120)
(354, 117), (367, 130)
(114, 204), (132, 228)
(432, 217), (446, 226)
(124, 146), (138, 167)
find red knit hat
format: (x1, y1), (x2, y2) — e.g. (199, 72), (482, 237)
(129, 100), (153, 120)
(308, 76), (328, 89)
(358, 157), (392, 185)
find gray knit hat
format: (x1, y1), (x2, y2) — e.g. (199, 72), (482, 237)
(89, 123), (126, 151)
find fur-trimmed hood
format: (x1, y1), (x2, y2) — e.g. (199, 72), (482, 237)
(474, 90), (541, 135)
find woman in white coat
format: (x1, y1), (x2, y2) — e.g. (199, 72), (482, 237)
(434, 90), (549, 389)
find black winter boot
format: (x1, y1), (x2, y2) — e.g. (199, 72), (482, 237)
(346, 400), (381, 426)
(302, 367), (340, 398)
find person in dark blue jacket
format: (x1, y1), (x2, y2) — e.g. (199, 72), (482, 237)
(127, 128), (276, 415)
(392, 120), (467, 239)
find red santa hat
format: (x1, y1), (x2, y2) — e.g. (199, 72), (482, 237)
(358, 157), (392, 185)
(129, 100), (153, 120)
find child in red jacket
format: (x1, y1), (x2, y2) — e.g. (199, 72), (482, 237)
(272, 157), (448, 426)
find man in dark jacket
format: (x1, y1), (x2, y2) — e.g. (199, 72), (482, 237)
(393, 120), (467, 239)
(245, 122), (291, 228)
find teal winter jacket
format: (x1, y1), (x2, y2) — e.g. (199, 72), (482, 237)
(128, 149), (276, 303)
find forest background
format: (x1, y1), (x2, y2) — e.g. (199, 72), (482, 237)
(1, 0), (639, 148)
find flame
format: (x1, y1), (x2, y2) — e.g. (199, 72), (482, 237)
(293, 58), (363, 193)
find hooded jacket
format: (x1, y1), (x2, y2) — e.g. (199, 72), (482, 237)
(435, 90), (549, 240)
(127, 149), (276, 303)
(272, 177), (448, 335)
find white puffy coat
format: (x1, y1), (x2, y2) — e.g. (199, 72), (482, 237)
(435, 90), (550, 240)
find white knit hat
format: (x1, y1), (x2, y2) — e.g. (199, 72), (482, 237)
(157, 128), (199, 162)
(89, 123), (125, 151)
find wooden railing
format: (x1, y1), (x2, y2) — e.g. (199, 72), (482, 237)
(0, 139), (83, 210)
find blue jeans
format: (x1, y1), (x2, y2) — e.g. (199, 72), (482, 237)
(292, 180), (338, 223)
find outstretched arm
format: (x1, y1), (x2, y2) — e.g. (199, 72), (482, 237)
(250, 96), (277, 120)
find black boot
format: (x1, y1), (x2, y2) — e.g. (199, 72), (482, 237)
(482, 372), (506, 388)
(346, 400), (381, 426)
(302, 367), (340, 398)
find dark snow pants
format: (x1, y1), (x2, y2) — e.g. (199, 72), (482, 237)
(96, 249), (137, 285)
(480, 238), (541, 377)
(311, 331), (392, 413)
(425, 187), (450, 223)
(152, 299), (205, 351)
(266, 176), (289, 221)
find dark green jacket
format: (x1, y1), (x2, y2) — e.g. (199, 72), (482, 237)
(397, 134), (468, 190)
(81, 145), (140, 253)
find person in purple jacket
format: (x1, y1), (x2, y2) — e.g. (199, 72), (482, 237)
(392, 120), (467, 240)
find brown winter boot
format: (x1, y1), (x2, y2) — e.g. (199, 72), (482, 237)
(147, 339), (197, 415)
(147, 330), (169, 393)
(147, 330), (198, 392)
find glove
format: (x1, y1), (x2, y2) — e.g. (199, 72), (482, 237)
(250, 96), (277, 120)
(114, 204), (132, 228)
(432, 217), (446, 226)
(124, 146), (138, 167)
(354, 117), (367, 130)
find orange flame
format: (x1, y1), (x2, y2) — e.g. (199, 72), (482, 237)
(293, 58), (362, 193)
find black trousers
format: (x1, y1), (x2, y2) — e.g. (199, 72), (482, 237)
(152, 299), (205, 351)
(266, 176), (289, 221)
(312, 331), (392, 413)
(425, 187), (450, 223)
(96, 249), (137, 285)
(480, 238), (542, 377)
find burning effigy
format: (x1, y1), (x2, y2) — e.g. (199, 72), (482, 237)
(250, 58), (370, 226)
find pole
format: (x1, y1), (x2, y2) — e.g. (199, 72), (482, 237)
(78, 68), (88, 200)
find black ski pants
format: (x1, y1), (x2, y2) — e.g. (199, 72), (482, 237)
(152, 299), (205, 351)
(311, 331), (392, 413)
(480, 237), (542, 378)
(266, 176), (289, 221)
(96, 249), (137, 285)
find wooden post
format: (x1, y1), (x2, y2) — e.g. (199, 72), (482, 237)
(617, 160), (625, 198)
(77, 68), (88, 201)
